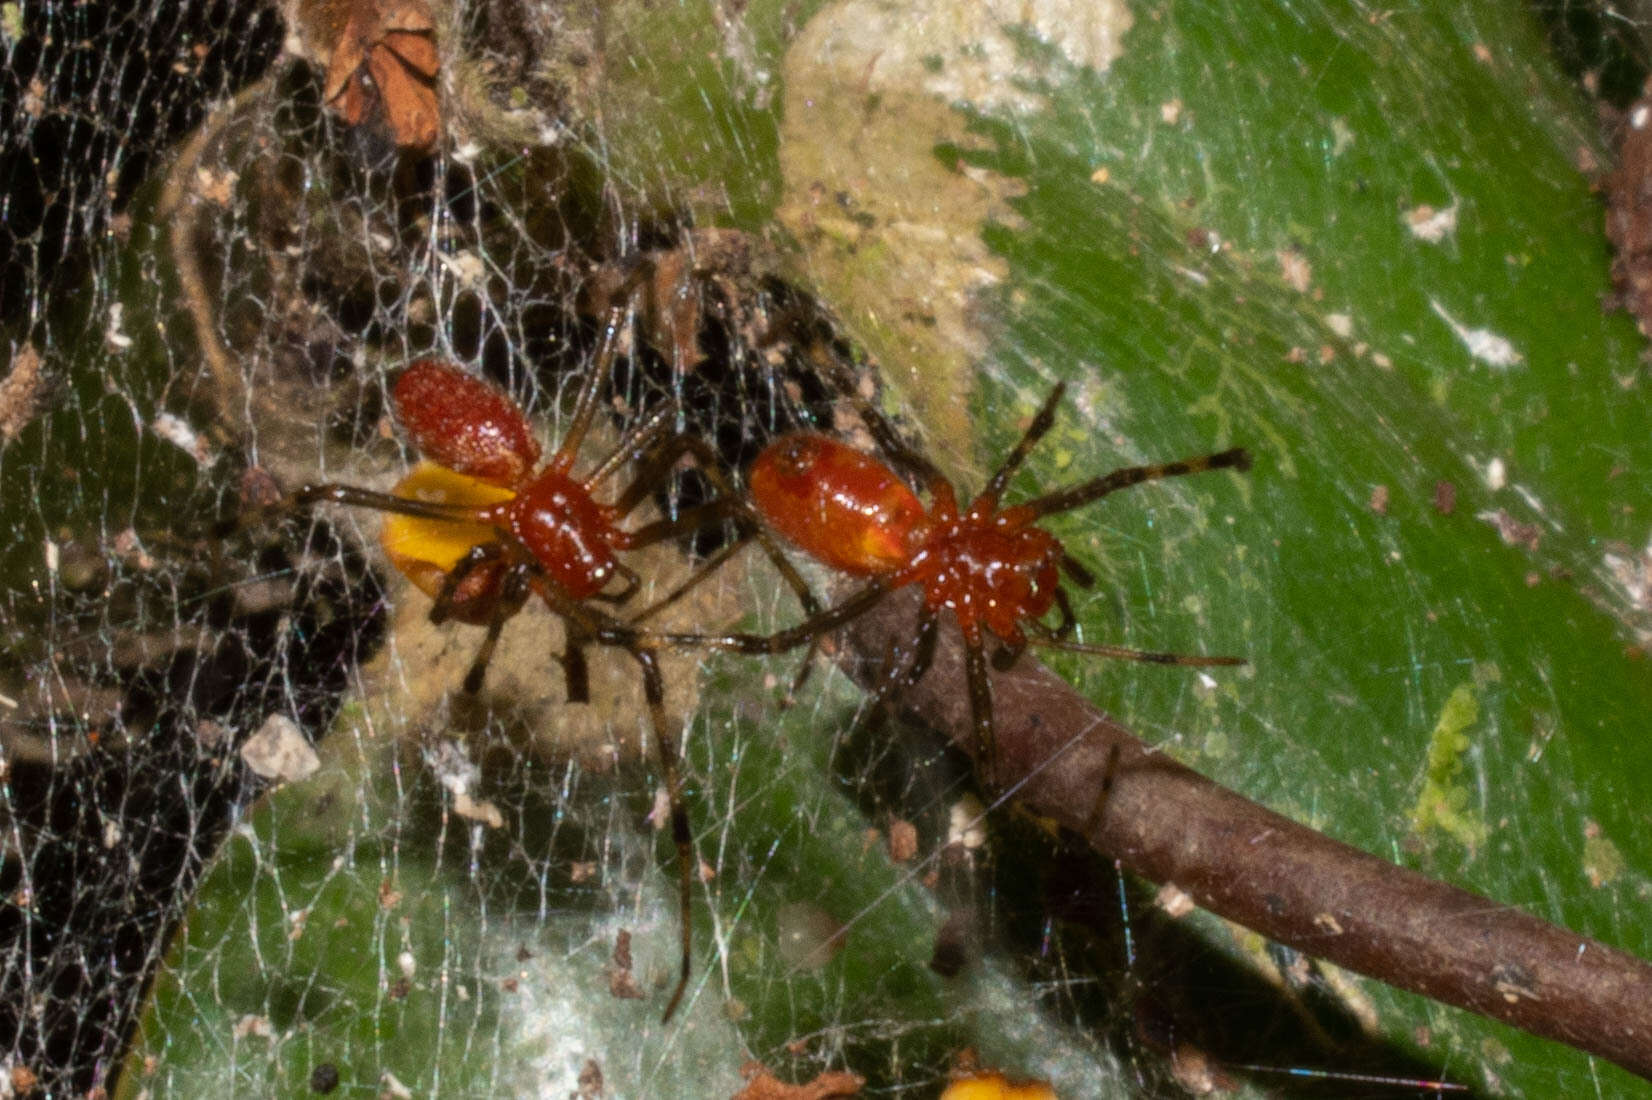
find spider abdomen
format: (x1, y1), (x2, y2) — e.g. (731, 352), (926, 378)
(749, 432), (927, 575)
(394, 360), (542, 485)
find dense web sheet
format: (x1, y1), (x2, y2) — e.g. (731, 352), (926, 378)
(4, 1), (1652, 1097)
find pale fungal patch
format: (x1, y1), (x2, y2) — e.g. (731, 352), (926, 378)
(776, 0), (1131, 471)
(1429, 299), (1523, 369)
(1156, 882), (1195, 917)
(1405, 202), (1458, 243)
(1277, 249), (1311, 292)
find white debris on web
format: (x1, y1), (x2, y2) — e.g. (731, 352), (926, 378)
(151, 412), (215, 465)
(424, 739), (504, 829)
(103, 303), (132, 351)
(240, 713), (320, 783)
(1429, 298), (1523, 369)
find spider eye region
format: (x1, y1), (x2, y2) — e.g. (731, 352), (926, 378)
(750, 433), (926, 575)
(508, 470), (620, 599)
(394, 360), (542, 485)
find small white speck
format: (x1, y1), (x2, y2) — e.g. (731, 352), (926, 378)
(1634, 105), (1650, 130)
(398, 950), (416, 980)
(152, 413), (215, 465)
(104, 304), (132, 350)
(42, 538), (58, 575)
(1325, 312), (1353, 338)
(1486, 457), (1507, 491)
(948, 796), (987, 851)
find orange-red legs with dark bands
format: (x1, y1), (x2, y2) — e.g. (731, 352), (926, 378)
(291, 311), (817, 1023)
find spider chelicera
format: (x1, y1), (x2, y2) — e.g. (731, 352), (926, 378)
(627, 380), (1250, 779)
(293, 313), (814, 1022)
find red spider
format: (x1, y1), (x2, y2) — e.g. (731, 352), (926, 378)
(637, 381), (1250, 774)
(293, 316), (812, 1022)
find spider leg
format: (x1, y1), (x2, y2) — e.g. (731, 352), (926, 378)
(1049, 586), (1080, 642)
(460, 561), (533, 694)
(635, 582), (889, 656)
(853, 605), (937, 726)
(621, 498), (743, 549)
(626, 526), (748, 627)
(823, 607), (937, 779)
(294, 482), (486, 524)
(551, 305), (631, 472)
(430, 543), (512, 626)
(800, 341), (949, 492)
(592, 562), (643, 606)
(611, 432), (823, 618)
(1058, 552), (1096, 590)
(626, 642), (695, 1025)
(962, 634), (999, 787)
(1021, 447), (1252, 521)
(904, 609), (940, 686)
(1027, 624), (1245, 666)
(978, 383), (1066, 505)
(524, 587), (696, 1022)
(581, 402), (679, 491)
(990, 637), (1029, 672)
(562, 626), (593, 704)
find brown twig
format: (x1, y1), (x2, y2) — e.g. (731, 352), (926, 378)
(842, 588), (1652, 1081)
(160, 74), (279, 426)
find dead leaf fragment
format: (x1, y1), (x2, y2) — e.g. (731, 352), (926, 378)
(0, 345), (49, 443)
(322, 0), (440, 150)
(733, 1062), (863, 1099)
(607, 929), (645, 1000)
(887, 818), (918, 862)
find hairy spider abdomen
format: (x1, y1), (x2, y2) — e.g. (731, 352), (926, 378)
(506, 469), (621, 599)
(749, 432), (927, 575)
(394, 360), (542, 485)
(904, 521), (1062, 644)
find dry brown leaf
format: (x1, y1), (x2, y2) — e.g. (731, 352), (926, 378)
(732, 1062), (863, 1100)
(322, 0), (440, 151)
